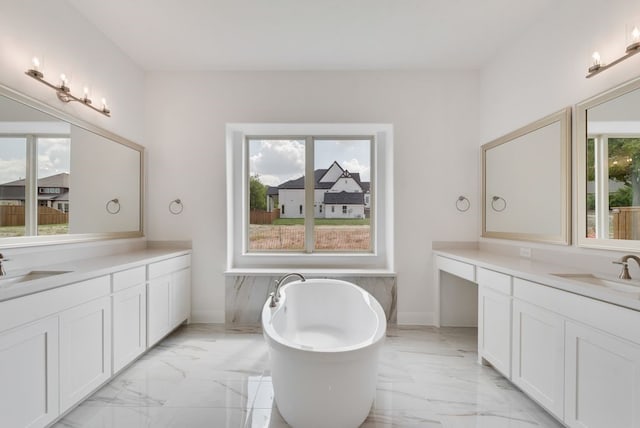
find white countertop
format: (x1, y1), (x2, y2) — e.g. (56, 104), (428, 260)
(0, 247), (192, 302)
(434, 248), (640, 312)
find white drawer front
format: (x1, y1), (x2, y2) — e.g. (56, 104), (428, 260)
(113, 266), (146, 292)
(477, 267), (511, 295)
(436, 256), (475, 282)
(148, 255), (191, 279)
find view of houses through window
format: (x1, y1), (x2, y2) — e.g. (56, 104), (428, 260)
(248, 137), (372, 252)
(0, 136), (71, 237)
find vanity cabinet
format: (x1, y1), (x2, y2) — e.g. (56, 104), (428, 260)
(147, 255), (191, 347)
(477, 267), (512, 378)
(112, 266), (147, 373)
(59, 277), (111, 413)
(0, 316), (59, 428)
(511, 295), (564, 418)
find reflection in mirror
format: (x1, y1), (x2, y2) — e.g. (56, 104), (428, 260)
(578, 78), (640, 249)
(482, 108), (571, 244)
(0, 85), (143, 247)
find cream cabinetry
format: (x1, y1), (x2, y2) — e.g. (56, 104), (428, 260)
(0, 250), (191, 428)
(112, 266), (147, 373)
(0, 316), (59, 428)
(511, 296), (564, 418)
(59, 292), (111, 413)
(435, 251), (640, 428)
(477, 267), (512, 377)
(147, 254), (191, 347)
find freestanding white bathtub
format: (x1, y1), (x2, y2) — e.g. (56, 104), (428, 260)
(262, 278), (387, 428)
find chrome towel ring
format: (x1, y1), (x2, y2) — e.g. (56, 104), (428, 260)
(491, 196), (507, 212)
(169, 198), (183, 215)
(456, 196), (470, 212)
(106, 198), (120, 214)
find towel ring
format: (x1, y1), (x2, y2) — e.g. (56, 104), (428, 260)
(106, 198), (120, 214)
(455, 196), (470, 212)
(491, 196), (507, 212)
(169, 198), (183, 215)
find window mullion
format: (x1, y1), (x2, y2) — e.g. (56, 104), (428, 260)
(595, 135), (609, 239)
(304, 137), (314, 253)
(25, 135), (37, 235)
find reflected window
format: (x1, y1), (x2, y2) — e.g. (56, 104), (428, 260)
(37, 137), (70, 236)
(0, 137), (27, 237)
(587, 135), (640, 239)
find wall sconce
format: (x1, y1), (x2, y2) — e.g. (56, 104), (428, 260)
(25, 57), (111, 116)
(586, 25), (640, 78)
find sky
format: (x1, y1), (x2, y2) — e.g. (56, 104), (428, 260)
(0, 137), (71, 184)
(249, 139), (371, 187)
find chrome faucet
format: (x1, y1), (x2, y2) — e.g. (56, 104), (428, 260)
(0, 253), (8, 277)
(612, 254), (640, 279)
(269, 272), (306, 307)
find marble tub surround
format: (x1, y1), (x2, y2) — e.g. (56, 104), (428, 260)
(226, 275), (397, 325)
(53, 324), (561, 428)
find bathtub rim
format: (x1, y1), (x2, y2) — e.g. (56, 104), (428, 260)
(261, 278), (387, 354)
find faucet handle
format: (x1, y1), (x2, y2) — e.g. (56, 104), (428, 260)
(612, 260), (628, 266)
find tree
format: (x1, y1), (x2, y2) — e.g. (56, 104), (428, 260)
(250, 175), (267, 210)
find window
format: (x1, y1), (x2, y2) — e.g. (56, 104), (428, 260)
(0, 134), (70, 237)
(587, 135), (640, 239)
(227, 123), (393, 270)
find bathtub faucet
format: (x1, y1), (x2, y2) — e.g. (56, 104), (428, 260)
(269, 273), (306, 307)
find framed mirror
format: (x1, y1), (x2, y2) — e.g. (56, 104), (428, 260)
(482, 108), (571, 244)
(0, 84), (144, 247)
(577, 76), (640, 250)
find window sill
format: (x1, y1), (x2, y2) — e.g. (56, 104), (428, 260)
(224, 268), (396, 277)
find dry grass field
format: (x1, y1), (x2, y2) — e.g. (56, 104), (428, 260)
(249, 224), (370, 250)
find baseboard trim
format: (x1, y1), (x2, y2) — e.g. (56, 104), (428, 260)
(191, 310), (224, 324)
(397, 311), (437, 326)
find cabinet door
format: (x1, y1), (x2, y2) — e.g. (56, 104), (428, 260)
(512, 299), (564, 419)
(113, 283), (147, 373)
(147, 276), (171, 347)
(59, 296), (112, 413)
(170, 268), (191, 328)
(0, 317), (59, 428)
(478, 286), (511, 377)
(565, 321), (640, 428)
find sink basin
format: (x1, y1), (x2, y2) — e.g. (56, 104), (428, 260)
(552, 273), (640, 294)
(0, 270), (71, 287)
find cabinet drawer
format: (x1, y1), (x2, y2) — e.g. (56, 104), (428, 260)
(148, 255), (191, 279)
(113, 266), (146, 292)
(436, 256), (475, 282)
(477, 267), (511, 295)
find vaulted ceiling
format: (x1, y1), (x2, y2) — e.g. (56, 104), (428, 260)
(67, 0), (553, 71)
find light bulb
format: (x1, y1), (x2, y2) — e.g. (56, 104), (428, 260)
(592, 51), (601, 65)
(633, 26), (640, 41)
(32, 57), (40, 70)
(60, 73), (67, 84)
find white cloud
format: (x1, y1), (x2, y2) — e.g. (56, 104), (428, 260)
(0, 159), (26, 184)
(37, 138), (70, 178)
(342, 158), (370, 181)
(250, 139), (305, 185)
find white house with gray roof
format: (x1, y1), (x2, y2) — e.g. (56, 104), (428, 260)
(273, 161), (370, 219)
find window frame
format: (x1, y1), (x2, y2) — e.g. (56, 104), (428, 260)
(226, 123), (394, 271)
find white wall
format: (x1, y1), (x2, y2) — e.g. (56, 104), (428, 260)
(479, 0), (640, 251)
(144, 71), (480, 324)
(480, 0), (640, 142)
(0, 0), (145, 143)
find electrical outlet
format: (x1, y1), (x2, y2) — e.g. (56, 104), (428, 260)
(520, 247), (532, 258)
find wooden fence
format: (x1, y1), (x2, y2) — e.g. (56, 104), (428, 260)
(250, 209), (280, 225)
(0, 205), (68, 226)
(611, 206), (640, 240)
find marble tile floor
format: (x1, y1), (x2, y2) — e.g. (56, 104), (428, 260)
(53, 324), (563, 428)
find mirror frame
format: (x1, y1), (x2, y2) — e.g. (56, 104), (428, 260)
(576, 75), (640, 251)
(482, 107), (571, 244)
(0, 83), (144, 248)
